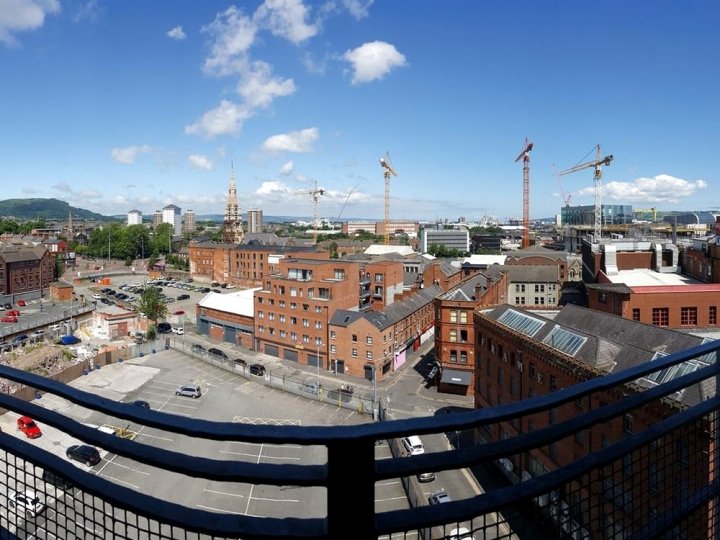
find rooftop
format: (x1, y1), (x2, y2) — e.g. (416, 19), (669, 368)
(605, 268), (702, 287)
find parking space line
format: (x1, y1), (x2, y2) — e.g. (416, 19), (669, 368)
(97, 472), (140, 490)
(203, 488), (245, 499)
(376, 480), (402, 487)
(134, 432), (174, 442)
(104, 460), (150, 476)
(375, 496), (408, 502)
(218, 450), (301, 461)
(250, 496), (300, 503)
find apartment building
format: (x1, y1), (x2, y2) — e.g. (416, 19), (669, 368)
(247, 209), (263, 233)
(183, 210), (196, 233)
(188, 242), (326, 287)
(433, 267), (508, 395)
(127, 210), (142, 226)
(419, 228), (470, 254)
(329, 285), (439, 380)
(254, 259), (360, 370)
(504, 265), (561, 308)
(162, 204), (182, 236)
(474, 303), (710, 537)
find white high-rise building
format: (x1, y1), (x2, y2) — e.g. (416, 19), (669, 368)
(127, 209), (142, 226)
(162, 204), (182, 236)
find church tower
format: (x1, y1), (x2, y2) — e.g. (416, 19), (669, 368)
(221, 163), (244, 244)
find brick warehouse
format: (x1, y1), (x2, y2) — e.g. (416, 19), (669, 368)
(0, 246), (55, 296)
(473, 304), (712, 537)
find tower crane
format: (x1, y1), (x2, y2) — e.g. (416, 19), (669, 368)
(553, 164), (572, 207)
(558, 145), (613, 240)
(379, 152), (398, 245)
(298, 179), (325, 244)
(514, 138), (534, 249)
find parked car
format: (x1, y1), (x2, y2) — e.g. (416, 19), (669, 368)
(448, 527), (474, 540)
(428, 490), (452, 505)
(66, 444), (101, 466)
(1, 316), (18, 323)
(249, 363), (266, 376)
(11, 334), (28, 345)
(157, 322), (172, 334)
(191, 344), (206, 354)
(175, 384), (201, 398)
(173, 310), (185, 315)
(57, 335), (81, 345)
(8, 489), (45, 517)
(16, 416), (42, 439)
(208, 347), (228, 359)
(402, 435), (425, 456)
(7, 309), (20, 317)
(132, 400), (150, 409)
(234, 358), (247, 367)
(42, 469), (74, 491)
(171, 327), (184, 335)
(16, 299), (26, 307)
(177, 294), (190, 301)
(417, 471), (436, 483)
(3, 302), (12, 310)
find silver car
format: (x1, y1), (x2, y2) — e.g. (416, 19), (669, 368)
(175, 384), (201, 398)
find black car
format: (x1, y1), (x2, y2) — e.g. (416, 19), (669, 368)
(191, 344), (206, 354)
(249, 363), (266, 376)
(157, 322), (172, 334)
(234, 358), (247, 367)
(177, 294), (190, 301)
(208, 348), (228, 359)
(4, 303), (12, 310)
(132, 400), (150, 409)
(66, 444), (101, 466)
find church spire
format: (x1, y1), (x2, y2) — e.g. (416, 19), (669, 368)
(221, 162), (244, 244)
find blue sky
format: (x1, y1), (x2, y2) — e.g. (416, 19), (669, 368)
(1, 1), (718, 222)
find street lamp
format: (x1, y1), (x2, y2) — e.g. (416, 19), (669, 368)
(316, 340), (321, 389)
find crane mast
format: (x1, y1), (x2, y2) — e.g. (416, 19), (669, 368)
(558, 145), (613, 240)
(379, 153), (398, 245)
(298, 180), (325, 244)
(514, 138), (534, 249)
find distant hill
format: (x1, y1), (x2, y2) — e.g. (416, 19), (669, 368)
(0, 198), (109, 221)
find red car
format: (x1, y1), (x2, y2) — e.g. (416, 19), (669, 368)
(6, 309), (20, 317)
(173, 310), (185, 315)
(16, 300), (26, 307)
(1, 316), (17, 323)
(16, 416), (42, 439)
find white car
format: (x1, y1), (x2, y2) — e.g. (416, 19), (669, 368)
(92, 294), (102, 300)
(172, 327), (184, 335)
(8, 489), (45, 518)
(448, 527), (474, 540)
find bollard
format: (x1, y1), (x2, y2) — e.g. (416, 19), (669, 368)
(35, 391), (41, 400)
(152, 349), (156, 354)
(83, 368), (89, 376)
(139, 352), (144, 357)
(95, 363), (101, 370)
(118, 357), (123, 363)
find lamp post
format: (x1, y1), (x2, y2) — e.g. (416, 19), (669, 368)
(317, 340), (321, 389)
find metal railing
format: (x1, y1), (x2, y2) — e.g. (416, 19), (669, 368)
(0, 340), (719, 539)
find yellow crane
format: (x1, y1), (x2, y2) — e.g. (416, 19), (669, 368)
(558, 145), (613, 240)
(298, 179), (325, 244)
(379, 152), (399, 245)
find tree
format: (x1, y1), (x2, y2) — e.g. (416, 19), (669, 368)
(136, 286), (167, 328)
(153, 223), (173, 255)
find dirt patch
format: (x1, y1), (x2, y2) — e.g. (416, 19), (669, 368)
(2, 344), (81, 378)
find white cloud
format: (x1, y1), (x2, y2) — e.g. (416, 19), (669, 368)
(51, 181), (72, 193)
(111, 145), (152, 164)
(577, 174), (708, 204)
(261, 127), (319, 153)
(167, 25), (186, 40)
(0, 0), (60, 47)
(279, 160), (295, 176)
(188, 154), (213, 171)
(343, 41), (406, 84)
(254, 0), (317, 44)
(78, 189), (102, 199)
(202, 6), (256, 76)
(21, 186), (38, 194)
(256, 180), (293, 197)
(238, 60), (296, 108)
(342, 0), (374, 20)
(72, 0), (100, 23)
(185, 100), (251, 138)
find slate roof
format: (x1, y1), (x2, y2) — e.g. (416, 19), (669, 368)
(501, 265), (558, 282)
(0, 246), (46, 263)
(483, 303), (711, 406)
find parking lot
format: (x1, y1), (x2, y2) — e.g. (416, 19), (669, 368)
(0, 347), (411, 536)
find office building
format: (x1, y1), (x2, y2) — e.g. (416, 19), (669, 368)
(127, 210), (142, 226)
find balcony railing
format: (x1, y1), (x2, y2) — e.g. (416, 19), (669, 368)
(1, 340), (719, 538)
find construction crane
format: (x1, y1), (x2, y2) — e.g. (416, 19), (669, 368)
(298, 179), (325, 243)
(553, 164), (572, 207)
(514, 138), (534, 249)
(379, 152), (398, 245)
(558, 145), (613, 240)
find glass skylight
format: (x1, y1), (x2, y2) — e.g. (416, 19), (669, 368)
(543, 327), (587, 357)
(497, 309), (545, 337)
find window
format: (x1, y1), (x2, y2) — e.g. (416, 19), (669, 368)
(302, 335), (310, 343)
(290, 317), (297, 325)
(330, 330), (336, 339)
(549, 375), (557, 392)
(366, 336), (373, 344)
(459, 351), (467, 363)
(352, 348), (358, 357)
(624, 414), (633, 434)
(303, 304), (309, 311)
(498, 367), (504, 386)
(330, 344), (336, 353)
(280, 330), (286, 338)
(352, 334), (358, 343)
(711, 306), (717, 325)
(268, 313), (275, 321)
(257, 297), (263, 304)
(449, 310), (457, 323)
(365, 351), (373, 359)
(290, 302), (297, 310)
(534, 284), (545, 293)
(279, 315), (286, 323)
(334, 268), (345, 280)
(449, 329), (457, 342)
(680, 306), (697, 326)
(290, 332), (297, 341)
(460, 330), (468, 342)
(257, 311), (264, 319)
(279, 300), (285, 308)
(450, 350), (457, 363)
(460, 311), (467, 323)
(632, 308), (640, 321)
(315, 321), (322, 329)
(303, 319), (309, 327)
(652, 307), (669, 327)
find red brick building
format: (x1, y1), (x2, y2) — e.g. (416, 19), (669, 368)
(586, 282), (720, 329)
(474, 304), (711, 537)
(433, 266), (508, 395)
(189, 242), (328, 287)
(196, 288), (258, 349)
(329, 285), (440, 380)
(423, 260), (463, 291)
(0, 246), (55, 295)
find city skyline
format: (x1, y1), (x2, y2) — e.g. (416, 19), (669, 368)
(0, 1), (717, 221)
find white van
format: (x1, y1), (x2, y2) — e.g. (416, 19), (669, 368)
(402, 435), (425, 456)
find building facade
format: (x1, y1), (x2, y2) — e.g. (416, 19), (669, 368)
(183, 210), (196, 233)
(503, 265), (561, 308)
(162, 204), (182, 236)
(0, 246), (55, 295)
(247, 209), (263, 234)
(153, 210), (163, 228)
(222, 166), (244, 244)
(560, 204), (633, 226)
(127, 210), (142, 226)
(420, 228), (470, 254)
